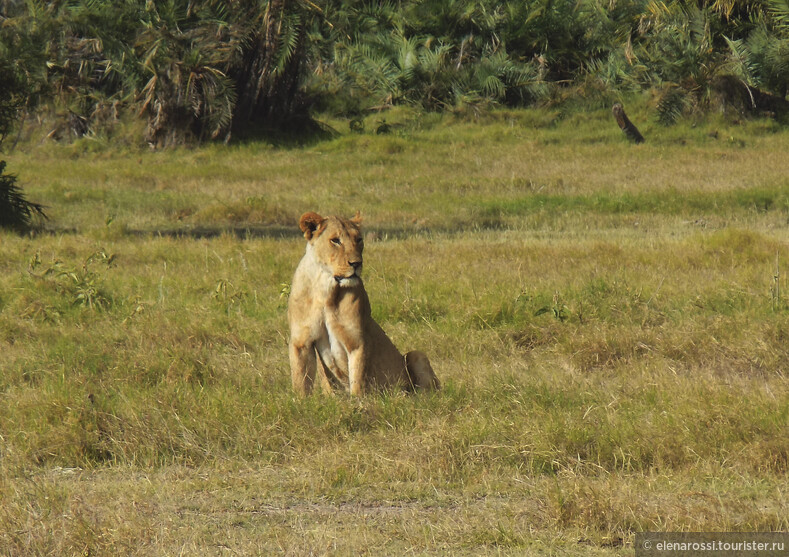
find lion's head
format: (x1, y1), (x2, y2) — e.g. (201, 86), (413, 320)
(299, 211), (364, 287)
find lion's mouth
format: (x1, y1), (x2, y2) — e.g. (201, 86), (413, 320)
(334, 273), (361, 286)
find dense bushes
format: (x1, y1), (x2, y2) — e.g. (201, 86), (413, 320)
(1, 0), (787, 146)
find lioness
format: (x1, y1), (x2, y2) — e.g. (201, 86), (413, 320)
(288, 211), (440, 396)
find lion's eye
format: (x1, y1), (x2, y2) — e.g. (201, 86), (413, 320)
(331, 238), (341, 246)
(356, 237), (363, 245)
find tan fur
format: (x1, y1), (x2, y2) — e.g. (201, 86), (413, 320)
(288, 211), (440, 396)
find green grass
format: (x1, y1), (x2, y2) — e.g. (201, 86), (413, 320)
(1, 104), (789, 555)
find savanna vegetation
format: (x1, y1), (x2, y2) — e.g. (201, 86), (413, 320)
(1, 0), (789, 153)
(1, 0), (788, 555)
(1, 103), (788, 554)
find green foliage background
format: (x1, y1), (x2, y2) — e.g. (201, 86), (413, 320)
(1, 0), (789, 147)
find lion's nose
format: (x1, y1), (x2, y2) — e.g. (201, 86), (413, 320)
(350, 261), (362, 270)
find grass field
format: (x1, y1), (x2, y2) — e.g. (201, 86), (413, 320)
(1, 103), (788, 555)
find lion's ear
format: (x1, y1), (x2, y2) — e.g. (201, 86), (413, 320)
(299, 212), (324, 240)
(350, 211), (362, 225)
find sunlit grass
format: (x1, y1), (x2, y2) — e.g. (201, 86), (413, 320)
(8, 103), (789, 233)
(1, 104), (788, 554)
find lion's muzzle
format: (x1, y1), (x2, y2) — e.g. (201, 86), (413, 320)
(335, 262), (362, 286)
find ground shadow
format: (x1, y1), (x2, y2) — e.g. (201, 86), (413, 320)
(35, 221), (508, 240)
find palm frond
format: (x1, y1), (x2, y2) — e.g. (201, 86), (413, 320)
(767, 0), (789, 30)
(0, 160), (47, 231)
(655, 84), (691, 125)
(724, 36), (756, 82)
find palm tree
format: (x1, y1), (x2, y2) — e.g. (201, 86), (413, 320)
(230, 0), (324, 132)
(725, 0), (789, 99)
(0, 161), (46, 231)
(136, 1), (239, 146)
(134, 0), (322, 143)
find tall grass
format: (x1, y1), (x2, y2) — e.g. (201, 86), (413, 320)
(1, 104), (788, 554)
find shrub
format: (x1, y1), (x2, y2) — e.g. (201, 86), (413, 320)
(0, 161), (47, 231)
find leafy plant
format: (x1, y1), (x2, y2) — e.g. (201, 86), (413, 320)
(535, 291), (571, 322)
(212, 278), (245, 312)
(724, 1), (789, 100)
(29, 249), (116, 310)
(0, 161), (47, 231)
(655, 83), (693, 125)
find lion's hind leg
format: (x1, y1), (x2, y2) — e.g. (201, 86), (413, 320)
(405, 351), (440, 391)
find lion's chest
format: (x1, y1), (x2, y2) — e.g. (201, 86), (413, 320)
(313, 308), (362, 380)
(328, 305), (362, 346)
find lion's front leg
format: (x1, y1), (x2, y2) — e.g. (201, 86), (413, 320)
(348, 347), (366, 396)
(289, 340), (317, 396)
